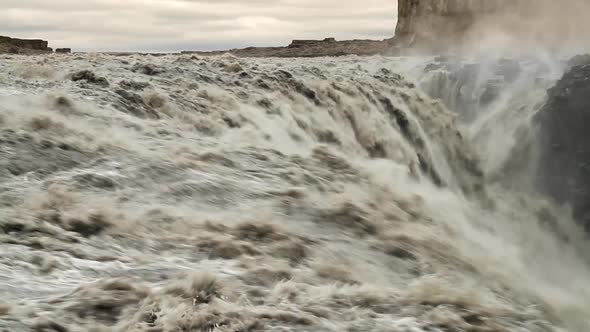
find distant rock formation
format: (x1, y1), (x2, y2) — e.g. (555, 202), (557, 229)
(288, 38), (336, 48)
(0, 35), (48, 50)
(0, 35), (52, 54)
(56, 48), (72, 54)
(182, 38), (394, 58)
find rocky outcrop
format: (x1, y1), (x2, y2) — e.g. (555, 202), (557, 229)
(535, 58), (590, 227)
(56, 48), (72, 54)
(0, 35), (49, 50)
(0, 35), (51, 54)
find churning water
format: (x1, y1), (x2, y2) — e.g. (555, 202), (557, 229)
(0, 52), (588, 331)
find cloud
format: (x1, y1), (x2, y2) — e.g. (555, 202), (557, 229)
(0, 0), (397, 52)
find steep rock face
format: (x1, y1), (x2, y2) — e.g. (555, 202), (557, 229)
(395, 0), (507, 48)
(535, 60), (590, 227)
(394, 0), (589, 50)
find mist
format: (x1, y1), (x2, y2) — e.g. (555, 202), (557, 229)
(464, 0), (590, 54)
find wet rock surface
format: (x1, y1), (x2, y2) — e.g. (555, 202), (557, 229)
(535, 57), (590, 227)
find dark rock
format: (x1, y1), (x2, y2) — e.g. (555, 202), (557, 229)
(535, 61), (590, 227)
(566, 54), (590, 69)
(71, 70), (109, 87)
(55, 48), (71, 54)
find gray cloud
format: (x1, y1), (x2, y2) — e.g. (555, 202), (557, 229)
(0, 0), (397, 52)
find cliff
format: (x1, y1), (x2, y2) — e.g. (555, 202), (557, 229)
(0, 35), (51, 54)
(394, 0), (512, 49)
(535, 58), (590, 229)
(393, 0), (589, 51)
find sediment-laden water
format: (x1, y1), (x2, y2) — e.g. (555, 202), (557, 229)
(0, 52), (588, 332)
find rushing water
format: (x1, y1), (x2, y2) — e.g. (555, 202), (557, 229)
(0, 52), (588, 331)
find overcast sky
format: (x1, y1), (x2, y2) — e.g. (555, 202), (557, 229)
(0, 0), (397, 52)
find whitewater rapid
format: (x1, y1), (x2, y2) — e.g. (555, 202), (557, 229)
(0, 52), (588, 331)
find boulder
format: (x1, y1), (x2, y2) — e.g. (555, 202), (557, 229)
(56, 48), (72, 54)
(534, 57), (590, 227)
